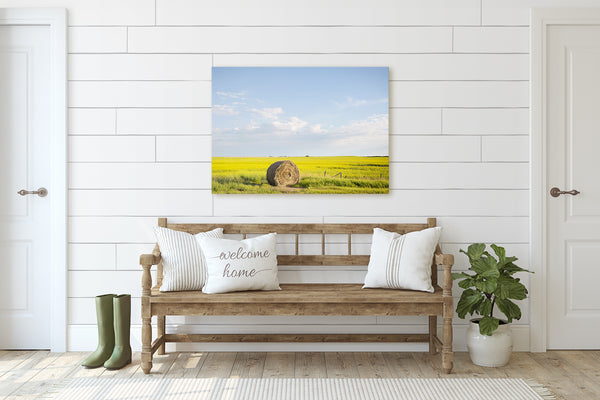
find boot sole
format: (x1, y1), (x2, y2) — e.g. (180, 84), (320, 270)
(82, 364), (104, 369)
(104, 358), (132, 370)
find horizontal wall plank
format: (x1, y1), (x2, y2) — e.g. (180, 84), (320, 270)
(69, 190), (213, 216)
(482, 136), (529, 162)
(390, 136), (480, 162)
(128, 27), (452, 54)
(69, 81), (211, 108)
(69, 54), (212, 81)
(481, 0), (600, 26)
(69, 136), (155, 162)
(68, 27), (127, 53)
(157, 0), (480, 26)
(117, 109), (211, 135)
(323, 216), (529, 243)
(390, 109), (441, 135)
(453, 27), (529, 53)
(1, 0), (155, 26)
(117, 244), (156, 270)
(439, 217), (530, 243)
(69, 217), (157, 243)
(68, 216), (529, 244)
(214, 54), (529, 81)
(69, 244), (116, 271)
(156, 136), (212, 162)
(213, 190), (528, 217)
(69, 109), (115, 135)
(442, 108), (529, 135)
(390, 163), (528, 189)
(68, 271), (144, 297)
(391, 81), (528, 108)
(69, 216), (326, 243)
(69, 163), (211, 189)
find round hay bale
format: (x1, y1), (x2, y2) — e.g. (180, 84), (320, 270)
(266, 160), (300, 186)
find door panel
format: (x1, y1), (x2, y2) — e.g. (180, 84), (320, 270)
(0, 25), (51, 349)
(547, 25), (600, 349)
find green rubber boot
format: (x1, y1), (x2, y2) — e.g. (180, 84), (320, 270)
(104, 294), (132, 370)
(81, 294), (116, 368)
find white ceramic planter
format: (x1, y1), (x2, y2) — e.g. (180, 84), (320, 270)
(466, 318), (513, 367)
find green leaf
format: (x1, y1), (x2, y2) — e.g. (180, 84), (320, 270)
(490, 244), (506, 263)
(461, 243), (486, 263)
(503, 263), (533, 275)
(456, 289), (484, 319)
(479, 316), (500, 336)
(458, 278), (475, 289)
(452, 272), (474, 281)
(471, 256), (500, 278)
(496, 276), (528, 300)
(508, 281), (528, 300)
(479, 298), (493, 317)
(495, 298), (522, 323)
(474, 278), (497, 294)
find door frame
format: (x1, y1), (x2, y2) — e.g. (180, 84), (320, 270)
(0, 8), (67, 352)
(531, 8), (600, 352)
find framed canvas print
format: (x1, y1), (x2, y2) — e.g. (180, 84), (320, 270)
(212, 67), (389, 194)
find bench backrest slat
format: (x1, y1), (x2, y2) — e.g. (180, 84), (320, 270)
(155, 218), (438, 286)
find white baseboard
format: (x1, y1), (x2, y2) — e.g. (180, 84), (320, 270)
(68, 324), (530, 352)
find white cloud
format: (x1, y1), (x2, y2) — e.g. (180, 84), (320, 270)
(328, 114), (389, 153)
(333, 96), (388, 109)
(216, 91), (247, 99)
(309, 124), (328, 134)
(339, 114), (388, 136)
(245, 120), (260, 130)
(273, 116), (308, 132)
(213, 104), (238, 116)
(251, 107), (283, 120)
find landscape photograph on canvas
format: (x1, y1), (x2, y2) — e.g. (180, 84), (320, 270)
(212, 67), (389, 194)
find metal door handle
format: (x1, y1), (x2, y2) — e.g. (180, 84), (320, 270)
(17, 187), (48, 197)
(550, 187), (580, 197)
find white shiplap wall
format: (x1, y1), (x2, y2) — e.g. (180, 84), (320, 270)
(7, 0), (596, 352)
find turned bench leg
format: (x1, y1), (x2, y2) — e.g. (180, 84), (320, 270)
(157, 315), (166, 355)
(141, 316), (153, 374)
(442, 316), (453, 374)
(442, 300), (454, 374)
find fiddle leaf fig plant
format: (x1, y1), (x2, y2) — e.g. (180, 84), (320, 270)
(452, 243), (533, 336)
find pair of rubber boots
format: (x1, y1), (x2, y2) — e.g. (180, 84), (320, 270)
(82, 294), (132, 370)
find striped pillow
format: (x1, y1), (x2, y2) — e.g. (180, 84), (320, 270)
(363, 227), (442, 293)
(154, 226), (223, 292)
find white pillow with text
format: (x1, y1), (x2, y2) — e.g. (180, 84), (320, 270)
(196, 233), (280, 294)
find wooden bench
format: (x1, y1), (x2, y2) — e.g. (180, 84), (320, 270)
(139, 217), (455, 374)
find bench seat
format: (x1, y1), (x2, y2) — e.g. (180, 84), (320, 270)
(149, 284), (445, 317)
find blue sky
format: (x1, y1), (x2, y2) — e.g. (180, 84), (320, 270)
(212, 67), (389, 157)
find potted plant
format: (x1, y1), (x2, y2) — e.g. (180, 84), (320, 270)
(452, 243), (533, 367)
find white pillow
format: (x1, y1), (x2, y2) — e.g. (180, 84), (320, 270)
(196, 233), (281, 294)
(154, 226), (223, 292)
(363, 227), (442, 293)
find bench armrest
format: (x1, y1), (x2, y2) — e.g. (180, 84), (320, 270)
(140, 245), (162, 296)
(435, 253), (454, 298)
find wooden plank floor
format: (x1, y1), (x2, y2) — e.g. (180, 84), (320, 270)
(0, 351), (598, 399)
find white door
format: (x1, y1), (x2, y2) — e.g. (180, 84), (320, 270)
(0, 24), (52, 349)
(546, 25), (600, 349)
